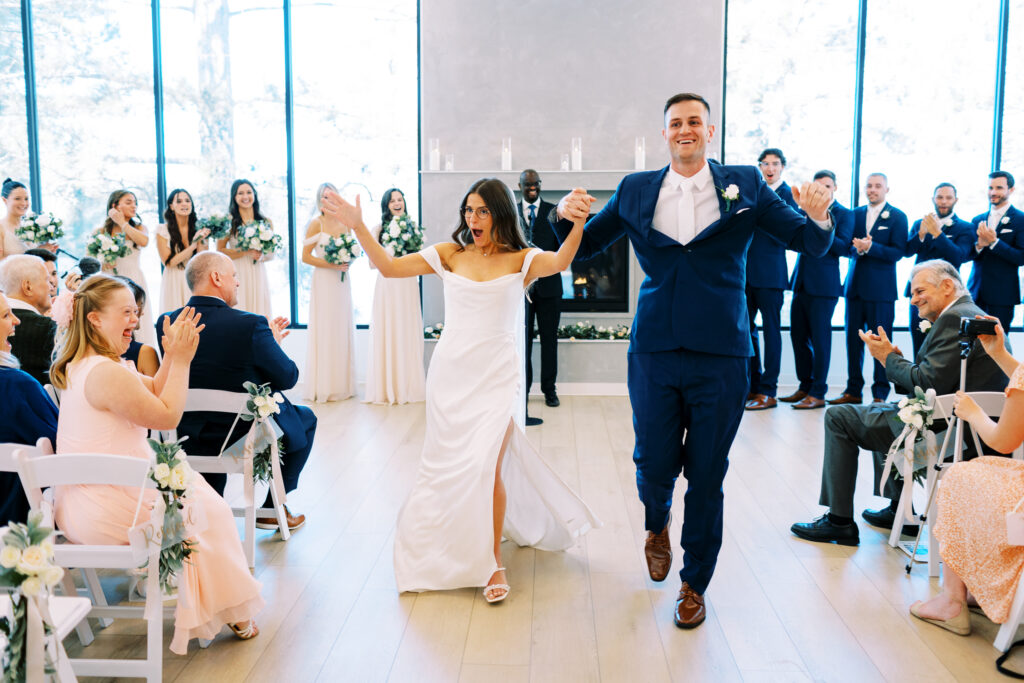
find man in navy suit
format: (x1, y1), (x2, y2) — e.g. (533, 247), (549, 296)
(829, 173), (908, 404)
(781, 170), (854, 409)
(905, 183), (976, 358)
(967, 171), (1024, 332)
(157, 251), (315, 531)
(552, 93), (834, 629)
(744, 148), (798, 411)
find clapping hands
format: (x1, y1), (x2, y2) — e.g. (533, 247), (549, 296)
(852, 235), (872, 254)
(269, 316), (290, 344)
(977, 221), (998, 248)
(162, 306), (204, 364)
(858, 325), (901, 364)
(920, 213), (942, 238)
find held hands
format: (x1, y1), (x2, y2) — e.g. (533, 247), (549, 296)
(161, 306), (204, 363)
(792, 181), (833, 222)
(556, 188), (597, 222)
(977, 221), (997, 248)
(858, 326), (901, 364)
(107, 208), (127, 228)
(921, 213), (942, 238)
(269, 316), (290, 344)
(953, 391), (983, 423)
(321, 190), (366, 231)
(852, 235), (873, 254)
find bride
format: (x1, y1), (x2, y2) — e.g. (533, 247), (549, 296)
(323, 179), (599, 602)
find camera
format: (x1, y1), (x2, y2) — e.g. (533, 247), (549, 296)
(959, 317), (998, 339)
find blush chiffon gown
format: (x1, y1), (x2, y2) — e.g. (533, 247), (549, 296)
(393, 246), (599, 593)
(54, 355), (265, 655)
(302, 230), (356, 402)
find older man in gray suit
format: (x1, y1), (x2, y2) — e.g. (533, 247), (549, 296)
(791, 260), (1008, 545)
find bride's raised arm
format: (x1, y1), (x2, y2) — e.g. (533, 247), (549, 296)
(321, 190), (434, 279)
(525, 187), (594, 286)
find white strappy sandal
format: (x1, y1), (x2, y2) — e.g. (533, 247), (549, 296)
(484, 568), (510, 604)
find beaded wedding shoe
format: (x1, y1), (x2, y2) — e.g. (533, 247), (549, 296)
(484, 568), (510, 604)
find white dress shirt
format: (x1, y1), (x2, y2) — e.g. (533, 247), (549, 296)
(865, 202), (885, 234)
(522, 199), (540, 223)
(977, 203), (1010, 251)
(768, 178), (784, 193)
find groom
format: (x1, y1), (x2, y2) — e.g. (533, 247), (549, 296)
(552, 93), (835, 628)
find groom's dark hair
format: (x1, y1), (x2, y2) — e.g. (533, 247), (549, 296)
(664, 93), (710, 119)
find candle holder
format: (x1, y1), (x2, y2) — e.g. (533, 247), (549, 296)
(428, 138), (440, 171)
(501, 137), (512, 171)
(571, 137), (582, 171)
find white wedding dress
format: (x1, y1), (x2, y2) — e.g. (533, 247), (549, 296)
(393, 246), (599, 593)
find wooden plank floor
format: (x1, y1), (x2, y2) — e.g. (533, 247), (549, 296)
(64, 394), (1023, 682)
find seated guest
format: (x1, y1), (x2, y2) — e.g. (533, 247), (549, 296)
(24, 247), (59, 301)
(50, 274), (263, 653)
(116, 275), (160, 377)
(158, 251), (314, 531)
(0, 254), (56, 385)
(791, 260), (1008, 545)
(911, 319), (1024, 635)
(0, 290), (58, 524)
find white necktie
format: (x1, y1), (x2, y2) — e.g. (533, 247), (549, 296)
(677, 177), (695, 244)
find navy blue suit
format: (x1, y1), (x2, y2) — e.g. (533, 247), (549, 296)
(552, 161), (833, 593)
(967, 205), (1024, 331)
(789, 200), (854, 398)
(157, 296), (316, 496)
(905, 213), (976, 357)
(843, 203), (908, 400)
(0, 367), (58, 524)
(746, 181), (798, 398)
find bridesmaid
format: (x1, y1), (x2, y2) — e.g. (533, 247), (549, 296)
(217, 179), (273, 318)
(1, 178), (30, 260)
(364, 187), (425, 404)
(95, 189), (157, 347)
(301, 182), (355, 402)
(157, 188), (210, 314)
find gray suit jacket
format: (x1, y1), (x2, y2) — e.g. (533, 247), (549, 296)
(885, 295), (1008, 397)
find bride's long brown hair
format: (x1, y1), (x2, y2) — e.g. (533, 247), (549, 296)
(450, 178), (528, 253)
(50, 274), (129, 390)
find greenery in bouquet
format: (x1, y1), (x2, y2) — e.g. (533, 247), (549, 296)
(890, 386), (935, 484)
(322, 232), (361, 281)
(555, 321), (631, 340)
(423, 322), (444, 339)
(235, 220), (282, 256)
(197, 214), (232, 240)
(15, 211), (64, 246)
(0, 512), (63, 682)
(241, 381), (286, 484)
(147, 438), (197, 595)
(379, 214), (424, 257)
(86, 230), (131, 266)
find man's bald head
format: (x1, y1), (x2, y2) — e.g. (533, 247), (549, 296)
(186, 251), (239, 307)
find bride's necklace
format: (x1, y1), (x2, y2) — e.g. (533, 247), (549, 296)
(479, 244), (498, 257)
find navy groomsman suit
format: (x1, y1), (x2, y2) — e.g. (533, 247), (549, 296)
(745, 181), (798, 402)
(518, 196), (563, 404)
(905, 213), (975, 357)
(789, 200), (854, 401)
(157, 296), (316, 497)
(967, 205), (1024, 331)
(552, 160), (833, 596)
(842, 203), (908, 401)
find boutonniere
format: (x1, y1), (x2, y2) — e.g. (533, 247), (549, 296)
(1002, 216), (1010, 225)
(881, 210), (890, 219)
(918, 320), (932, 334)
(718, 184), (740, 212)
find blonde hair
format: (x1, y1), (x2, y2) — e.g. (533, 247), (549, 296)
(49, 274), (130, 389)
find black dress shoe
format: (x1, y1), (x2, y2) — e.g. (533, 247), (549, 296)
(862, 507), (919, 535)
(790, 514), (859, 546)
(525, 415), (543, 426)
(544, 391), (560, 407)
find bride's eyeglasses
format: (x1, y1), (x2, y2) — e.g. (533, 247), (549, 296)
(462, 206), (491, 219)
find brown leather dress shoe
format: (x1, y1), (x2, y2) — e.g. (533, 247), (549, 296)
(778, 390), (808, 403)
(644, 516), (672, 582)
(745, 395), (777, 410)
(746, 392), (758, 402)
(792, 396), (826, 410)
(255, 505), (306, 531)
(873, 398), (886, 403)
(826, 393), (862, 405)
(673, 582), (706, 629)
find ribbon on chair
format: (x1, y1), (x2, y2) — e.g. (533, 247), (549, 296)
(23, 594), (60, 683)
(881, 424), (938, 522)
(224, 415), (286, 510)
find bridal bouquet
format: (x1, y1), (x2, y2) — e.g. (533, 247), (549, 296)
(147, 438), (197, 595)
(321, 233), (361, 282)
(241, 381), (286, 484)
(0, 512), (64, 682)
(235, 220), (282, 256)
(196, 214), (232, 240)
(379, 214), (423, 257)
(15, 212), (64, 246)
(86, 231), (131, 266)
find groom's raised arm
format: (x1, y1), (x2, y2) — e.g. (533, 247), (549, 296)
(549, 184), (627, 262)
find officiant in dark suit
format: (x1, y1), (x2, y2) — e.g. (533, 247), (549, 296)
(518, 169), (563, 420)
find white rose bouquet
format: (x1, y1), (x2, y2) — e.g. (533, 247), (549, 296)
(322, 232), (361, 282)
(15, 212), (64, 246)
(235, 220), (283, 256)
(196, 214), (232, 240)
(0, 512), (64, 681)
(379, 214), (424, 257)
(86, 231), (131, 267)
(241, 381), (286, 483)
(147, 438), (197, 595)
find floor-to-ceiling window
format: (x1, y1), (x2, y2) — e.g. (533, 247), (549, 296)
(0, 3), (29, 186)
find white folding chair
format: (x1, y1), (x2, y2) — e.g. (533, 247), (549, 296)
(0, 594), (91, 683)
(166, 388), (291, 570)
(16, 451), (165, 682)
(42, 383), (60, 408)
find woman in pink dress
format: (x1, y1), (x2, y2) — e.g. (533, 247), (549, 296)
(50, 274), (265, 655)
(910, 316), (1024, 635)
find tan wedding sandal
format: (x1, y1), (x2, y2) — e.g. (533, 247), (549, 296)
(484, 568), (510, 604)
(229, 619), (260, 640)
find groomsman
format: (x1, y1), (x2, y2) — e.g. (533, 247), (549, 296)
(967, 171), (1024, 331)
(745, 148), (798, 410)
(829, 173), (908, 404)
(518, 169), (563, 424)
(781, 170), (853, 409)
(905, 183), (976, 358)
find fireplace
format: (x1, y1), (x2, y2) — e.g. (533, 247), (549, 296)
(558, 235), (630, 312)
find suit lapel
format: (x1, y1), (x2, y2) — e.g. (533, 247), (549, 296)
(638, 167), (669, 241)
